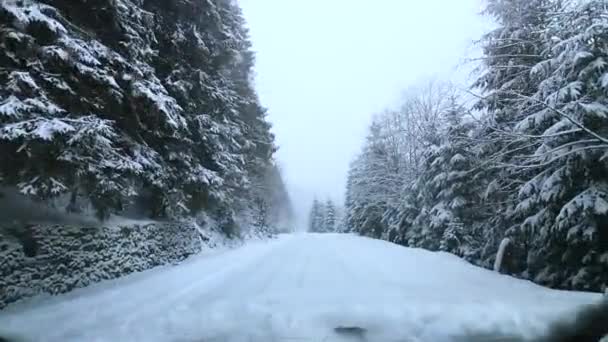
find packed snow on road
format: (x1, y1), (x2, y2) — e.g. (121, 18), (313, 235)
(0, 234), (601, 341)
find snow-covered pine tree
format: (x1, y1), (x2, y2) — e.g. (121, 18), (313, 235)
(386, 187), (419, 246)
(512, 0), (608, 290)
(0, 0), (178, 219)
(315, 201), (326, 233)
(409, 145), (446, 250)
(0, 0), (283, 228)
(308, 199), (322, 233)
(214, 0), (279, 226)
(413, 100), (482, 257)
(348, 122), (390, 239)
(265, 164), (294, 232)
(144, 0), (252, 224)
(345, 158), (369, 236)
(343, 164), (357, 233)
(333, 205), (346, 233)
(248, 164), (294, 234)
(472, 0), (559, 267)
(323, 199), (337, 233)
(440, 220), (464, 253)
(252, 198), (269, 234)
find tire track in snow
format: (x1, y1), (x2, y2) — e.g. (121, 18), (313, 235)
(44, 238), (291, 341)
(115, 236), (303, 338)
(156, 238), (307, 342)
(295, 249), (312, 290)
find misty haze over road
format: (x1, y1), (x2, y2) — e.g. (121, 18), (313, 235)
(239, 0), (491, 224)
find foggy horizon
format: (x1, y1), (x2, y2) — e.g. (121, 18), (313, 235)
(239, 0), (492, 225)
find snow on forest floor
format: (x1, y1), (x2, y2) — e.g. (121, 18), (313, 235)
(0, 233), (602, 342)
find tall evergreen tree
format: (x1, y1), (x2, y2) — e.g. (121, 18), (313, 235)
(511, 0), (608, 289)
(0, 0), (288, 234)
(472, 0), (563, 265)
(249, 164), (294, 234)
(0, 0), (173, 219)
(324, 199), (337, 233)
(308, 199), (325, 233)
(344, 158), (369, 236)
(350, 121), (392, 238)
(409, 100), (482, 256)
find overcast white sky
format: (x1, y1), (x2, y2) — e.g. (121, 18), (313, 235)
(239, 0), (491, 225)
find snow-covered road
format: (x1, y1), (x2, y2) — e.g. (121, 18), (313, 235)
(0, 233), (601, 341)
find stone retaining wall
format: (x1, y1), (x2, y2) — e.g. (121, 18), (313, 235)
(0, 222), (202, 309)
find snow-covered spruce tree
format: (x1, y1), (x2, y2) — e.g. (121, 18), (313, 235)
(344, 155), (370, 236)
(440, 221), (467, 255)
(214, 0), (280, 231)
(0, 0), (281, 228)
(472, 0), (559, 268)
(252, 198), (269, 235)
(343, 165), (357, 233)
(333, 205), (346, 233)
(408, 155), (443, 250)
(0, 0), (174, 219)
(141, 0), (257, 226)
(382, 86), (459, 248)
(265, 164), (294, 233)
(413, 101), (483, 258)
(323, 199), (337, 233)
(249, 164), (294, 234)
(345, 155), (378, 237)
(308, 199), (324, 233)
(384, 187), (419, 246)
(346, 122), (392, 239)
(511, 0), (608, 290)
